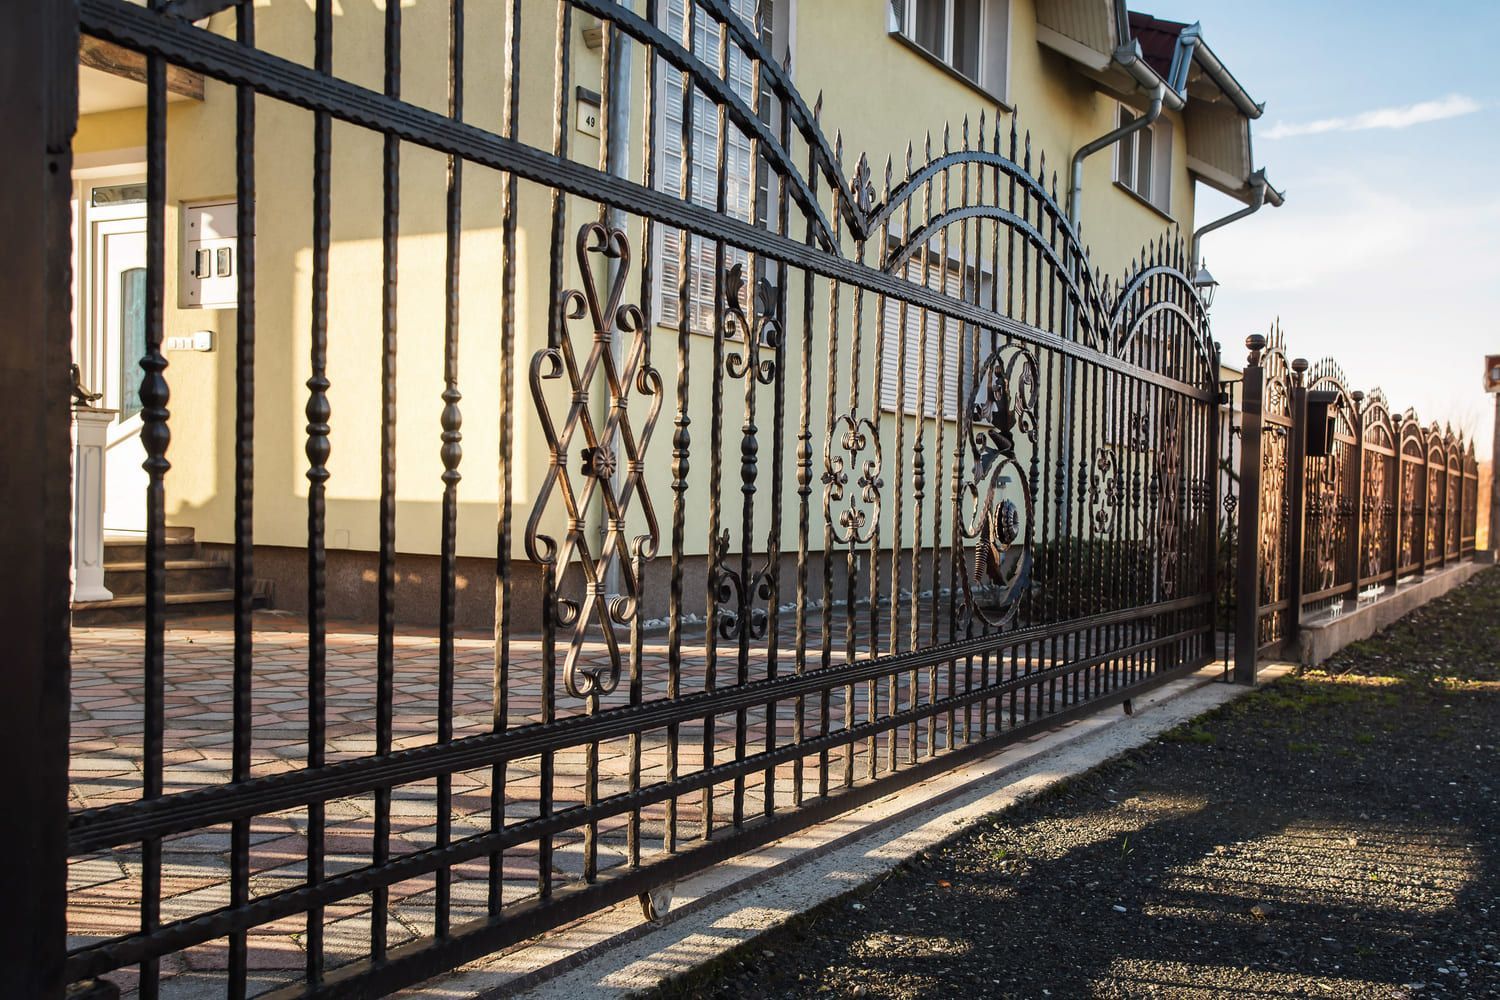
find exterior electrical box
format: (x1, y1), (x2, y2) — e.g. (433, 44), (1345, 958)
(179, 199), (237, 309)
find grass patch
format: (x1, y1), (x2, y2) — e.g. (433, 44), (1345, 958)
(1159, 723), (1216, 745)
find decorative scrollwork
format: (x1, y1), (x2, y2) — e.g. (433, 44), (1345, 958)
(1088, 448), (1124, 535)
(823, 413), (884, 544)
(716, 260), (781, 642)
(1155, 396), (1184, 600)
(712, 530), (775, 642)
(958, 343), (1037, 629)
(722, 263), (780, 385)
(1363, 454), (1387, 579)
(525, 221), (663, 700)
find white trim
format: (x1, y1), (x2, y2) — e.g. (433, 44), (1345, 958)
(1033, 24), (1111, 71)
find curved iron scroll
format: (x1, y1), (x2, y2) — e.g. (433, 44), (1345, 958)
(715, 262), (782, 642)
(958, 343), (1038, 629)
(526, 221), (664, 699)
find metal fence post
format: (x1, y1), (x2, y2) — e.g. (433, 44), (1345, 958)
(1205, 341), (1223, 651)
(1350, 390), (1366, 605)
(0, 1), (76, 997)
(1491, 392), (1500, 555)
(1233, 335), (1266, 683)
(1284, 358), (1310, 647)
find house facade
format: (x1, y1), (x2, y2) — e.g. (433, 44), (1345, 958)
(69, 0), (1279, 626)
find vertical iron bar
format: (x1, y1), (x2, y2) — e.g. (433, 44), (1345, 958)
(764, 35), (792, 817)
(666, 0), (696, 852)
(371, 0), (403, 959)
(538, 0), (572, 898)
(139, 14), (171, 995)
(305, 0), (333, 975)
(489, 0), (522, 916)
(436, 0), (465, 939)
(792, 130), (818, 808)
(703, 9), (729, 841)
(229, 1), (257, 990)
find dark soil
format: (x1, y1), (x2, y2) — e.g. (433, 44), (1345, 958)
(649, 567), (1500, 999)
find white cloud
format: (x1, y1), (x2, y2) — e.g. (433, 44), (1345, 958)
(1261, 94), (1483, 139)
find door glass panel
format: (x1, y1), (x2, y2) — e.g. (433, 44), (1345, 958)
(92, 183), (147, 207)
(119, 266), (146, 421)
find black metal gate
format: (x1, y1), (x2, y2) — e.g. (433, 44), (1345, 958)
(12, 1), (1228, 996)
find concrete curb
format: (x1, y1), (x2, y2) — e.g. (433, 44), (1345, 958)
(404, 661), (1296, 999)
(1297, 562), (1488, 666)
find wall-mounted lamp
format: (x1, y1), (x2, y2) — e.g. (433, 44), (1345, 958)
(1191, 263), (1219, 310)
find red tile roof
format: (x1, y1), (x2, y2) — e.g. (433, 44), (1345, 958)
(1127, 11), (1189, 81)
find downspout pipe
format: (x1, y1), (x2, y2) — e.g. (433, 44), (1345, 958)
(1191, 170), (1270, 268)
(1068, 81), (1165, 227)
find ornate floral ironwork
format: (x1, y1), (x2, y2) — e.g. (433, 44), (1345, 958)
(525, 221), (663, 699)
(957, 343), (1037, 629)
(715, 261), (782, 642)
(823, 413), (883, 544)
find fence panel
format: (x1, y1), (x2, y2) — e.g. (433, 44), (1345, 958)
(61, 2), (1224, 996)
(1233, 331), (1481, 678)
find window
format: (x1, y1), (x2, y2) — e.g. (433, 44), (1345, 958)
(880, 253), (991, 421)
(656, 0), (788, 333)
(1113, 104), (1173, 213)
(890, 0), (1009, 100)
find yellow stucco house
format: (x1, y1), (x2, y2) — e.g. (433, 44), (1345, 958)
(70, 0), (1279, 628)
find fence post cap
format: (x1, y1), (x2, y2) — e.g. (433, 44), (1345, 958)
(1292, 357), (1309, 373)
(1352, 389), (1365, 403)
(1245, 333), (1266, 351)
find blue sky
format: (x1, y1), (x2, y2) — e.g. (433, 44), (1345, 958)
(1147, 0), (1499, 439)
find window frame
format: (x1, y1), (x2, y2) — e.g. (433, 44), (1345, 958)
(1112, 102), (1174, 216)
(879, 244), (996, 424)
(889, 0), (1011, 105)
(652, 0), (792, 336)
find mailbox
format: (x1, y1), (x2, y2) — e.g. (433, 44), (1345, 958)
(1305, 389), (1339, 457)
(180, 199), (238, 309)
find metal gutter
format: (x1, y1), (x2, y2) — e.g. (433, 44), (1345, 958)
(1069, 81), (1164, 225)
(1109, 40), (1185, 111)
(1190, 168), (1281, 265)
(1178, 24), (1265, 119)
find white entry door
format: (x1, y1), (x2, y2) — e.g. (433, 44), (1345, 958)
(78, 179), (150, 532)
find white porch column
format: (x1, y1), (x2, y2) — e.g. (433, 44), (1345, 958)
(72, 406), (118, 603)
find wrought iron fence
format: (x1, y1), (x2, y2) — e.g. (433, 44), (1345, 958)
(1232, 327), (1481, 675)
(30, 0), (1234, 996)
(5, 1), (1482, 998)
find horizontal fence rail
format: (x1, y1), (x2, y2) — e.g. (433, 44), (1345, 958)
(1233, 327), (1480, 677)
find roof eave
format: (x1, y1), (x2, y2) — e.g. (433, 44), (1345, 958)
(1176, 24), (1265, 120)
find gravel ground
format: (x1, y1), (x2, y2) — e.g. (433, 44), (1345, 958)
(650, 568), (1500, 1000)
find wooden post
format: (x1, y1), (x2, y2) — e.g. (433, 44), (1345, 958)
(1233, 335), (1266, 684)
(0, 1), (76, 996)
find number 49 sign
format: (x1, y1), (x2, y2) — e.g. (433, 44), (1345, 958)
(1486, 354), (1500, 394)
